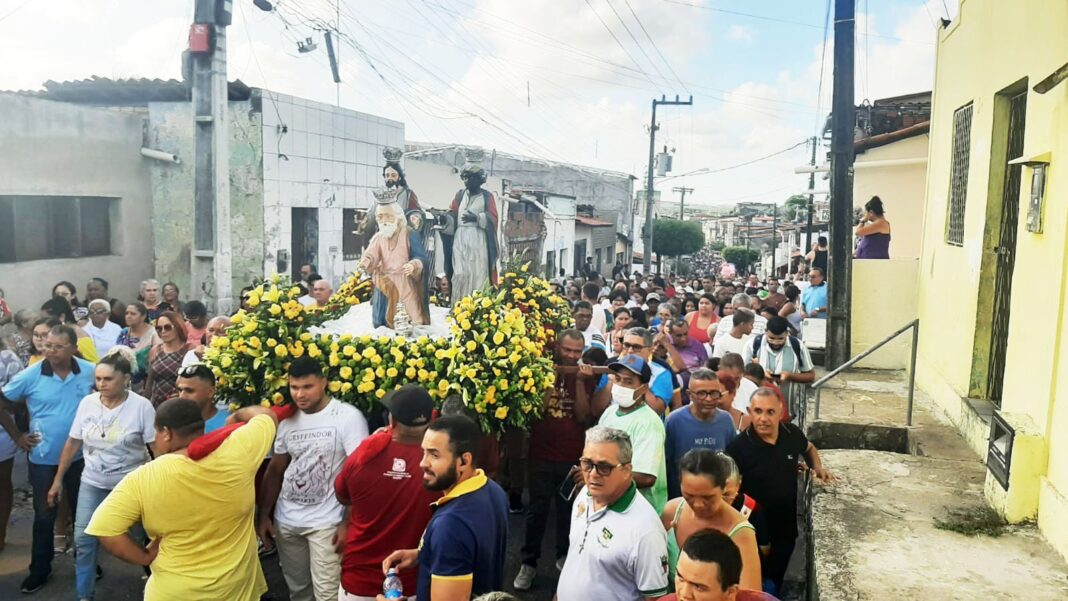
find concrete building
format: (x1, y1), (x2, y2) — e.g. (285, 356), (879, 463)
(19, 78), (405, 294)
(913, 0), (1068, 560)
(0, 93), (154, 310)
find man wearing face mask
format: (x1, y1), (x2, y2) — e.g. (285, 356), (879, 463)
(597, 354), (668, 513)
(742, 317), (814, 386)
(360, 191), (431, 329)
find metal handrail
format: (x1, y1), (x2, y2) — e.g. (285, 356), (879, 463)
(810, 318), (920, 426)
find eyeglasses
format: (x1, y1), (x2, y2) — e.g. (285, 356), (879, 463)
(622, 342), (646, 351)
(89, 309), (108, 315)
(579, 458), (626, 477)
(156, 323), (174, 332)
(690, 390), (724, 401)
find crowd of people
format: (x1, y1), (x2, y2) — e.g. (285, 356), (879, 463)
(0, 249), (837, 601)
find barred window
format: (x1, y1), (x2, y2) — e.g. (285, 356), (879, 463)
(946, 103), (974, 246)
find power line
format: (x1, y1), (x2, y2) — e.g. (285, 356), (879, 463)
(662, 0), (934, 45)
(622, 0), (689, 93)
(940, 0), (951, 20)
(602, 0), (673, 88)
(0, 0), (34, 24)
(583, 0), (663, 90)
(658, 139), (810, 181)
(813, 0), (832, 138)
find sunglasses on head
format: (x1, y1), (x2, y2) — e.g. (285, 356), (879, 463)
(177, 363), (215, 381)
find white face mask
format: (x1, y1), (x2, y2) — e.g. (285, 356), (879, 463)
(378, 222), (398, 238)
(612, 384), (639, 408)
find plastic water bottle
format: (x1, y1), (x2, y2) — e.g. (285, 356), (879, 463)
(383, 568), (403, 599)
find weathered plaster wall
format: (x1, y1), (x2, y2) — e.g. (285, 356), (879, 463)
(146, 100), (264, 298)
(0, 94), (153, 309)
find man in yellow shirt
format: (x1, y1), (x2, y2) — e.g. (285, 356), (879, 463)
(86, 398), (278, 601)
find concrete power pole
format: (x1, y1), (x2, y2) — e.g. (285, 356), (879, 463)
(805, 136), (818, 254)
(828, 0), (856, 369)
(190, 0), (233, 314)
(644, 95), (693, 274)
(673, 186), (694, 220)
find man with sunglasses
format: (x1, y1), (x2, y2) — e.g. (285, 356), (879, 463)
(603, 327), (675, 417)
(557, 426), (669, 601)
(597, 354), (668, 513)
(664, 370), (737, 500)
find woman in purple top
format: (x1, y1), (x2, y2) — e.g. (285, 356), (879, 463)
(854, 196), (891, 259)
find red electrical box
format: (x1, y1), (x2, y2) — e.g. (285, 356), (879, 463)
(189, 23), (213, 54)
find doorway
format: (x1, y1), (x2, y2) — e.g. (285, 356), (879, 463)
(970, 85), (1027, 404)
(574, 240), (587, 275)
(292, 208), (319, 281)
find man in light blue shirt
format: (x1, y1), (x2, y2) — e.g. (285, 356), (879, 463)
(801, 267), (829, 319)
(0, 325), (94, 592)
(665, 369), (737, 499)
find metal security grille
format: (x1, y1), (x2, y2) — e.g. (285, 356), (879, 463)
(946, 104), (974, 246)
(987, 91), (1028, 406)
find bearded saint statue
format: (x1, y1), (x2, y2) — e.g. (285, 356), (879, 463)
(441, 147), (499, 307)
(359, 189), (430, 329)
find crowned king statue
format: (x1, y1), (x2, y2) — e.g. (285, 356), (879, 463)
(441, 147), (499, 307)
(360, 188), (431, 329)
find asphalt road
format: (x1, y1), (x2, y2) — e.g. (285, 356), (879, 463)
(0, 453), (561, 600)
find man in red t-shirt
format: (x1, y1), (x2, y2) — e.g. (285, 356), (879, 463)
(513, 329), (594, 591)
(335, 384), (440, 600)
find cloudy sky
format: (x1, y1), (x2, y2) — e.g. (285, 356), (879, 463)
(0, 0), (956, 209)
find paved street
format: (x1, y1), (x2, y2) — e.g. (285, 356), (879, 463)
(0, 453), (560, 600)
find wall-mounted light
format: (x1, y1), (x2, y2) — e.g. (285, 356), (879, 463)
(1009, 152), (1051, 234)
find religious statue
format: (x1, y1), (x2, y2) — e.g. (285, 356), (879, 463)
(360, 189), (431, 329)
(441, 148), (499, 307)
(357, 147), (422, 239)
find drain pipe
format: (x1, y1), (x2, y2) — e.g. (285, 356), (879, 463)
(141, 147), (181, 164)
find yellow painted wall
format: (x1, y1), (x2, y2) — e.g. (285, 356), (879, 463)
(850, 259), (918, 369)
(915, 0), (1068, 560)
(854, 134), (929, 259)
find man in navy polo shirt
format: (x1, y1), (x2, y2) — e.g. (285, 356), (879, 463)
(0, 325), (95, 593)
(380, 415), (508, 601)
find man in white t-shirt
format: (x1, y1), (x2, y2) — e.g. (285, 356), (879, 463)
(717, 352), (757, 430)
(574, 301), (607, 351)
(712, 308), (754, 359)
(582, 282), (608, 338)
(258, 356), (369, 601)
(712, 293), (766, 345)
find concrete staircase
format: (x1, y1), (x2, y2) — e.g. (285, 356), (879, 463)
(802, 369), (1068, 600)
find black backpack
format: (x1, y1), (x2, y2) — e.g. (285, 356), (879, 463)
(751, 333), (803, 360)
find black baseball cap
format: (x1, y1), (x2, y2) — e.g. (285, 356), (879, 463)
(380, 384), (434, 426)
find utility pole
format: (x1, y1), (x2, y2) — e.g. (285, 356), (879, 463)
(805, 135), (818, 253)
(828, 0), (856, 369)
(744, 216), (752, 276)
(771, 204), (778, 276)
(644, 94), (693, 274)
(673, 186), (694, 220)
(190, 0), (233, 314)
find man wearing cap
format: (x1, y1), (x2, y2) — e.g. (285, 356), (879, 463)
(335, 384), (440, 600)
(597, 353), (668, 513)
(601, 327), (676, 416)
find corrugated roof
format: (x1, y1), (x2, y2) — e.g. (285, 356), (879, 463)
(575, 215), (614, 227)
(13, 76), (252, 105)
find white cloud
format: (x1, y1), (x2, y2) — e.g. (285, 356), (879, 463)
(728, 25), (754, 43)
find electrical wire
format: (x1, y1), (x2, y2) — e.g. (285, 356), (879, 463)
(602, 0), (674, 88)
(658, 139), (810, 181)
(0, 0), (33, 24)
(661, 0), (934, 45)
(583, 0), (663, 90)
(813, 0), (833, 138)
(622, 0), (689, 93)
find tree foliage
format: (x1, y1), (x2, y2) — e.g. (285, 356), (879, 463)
(652, 219), (705, 257)
(722, 246), (761, 269)
(709, 240), (726, 252)
(783, 194), (809, 221)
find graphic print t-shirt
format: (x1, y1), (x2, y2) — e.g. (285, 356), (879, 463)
(70, 391), (156, 490)
(274, 399), (369, 528)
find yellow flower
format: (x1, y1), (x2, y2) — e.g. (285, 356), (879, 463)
(329, 353), (340, 367)
(341, 382), (353, 393)
(493, 332), (505, 345)
(343, 345), (356, 357)
(375, 389), (386, 399)
(495, 406), (509, 419)
(271, 392), (285, 404)
(499, 379), (509, 390)
(230, 312), (245, 325)
(263, 288), (281, 303)
(275, 345), (288, 358)
(268, 304), (282, 316)
(212, 336), (230, 348)
(242, 320), (258, 334)
(248, 336), (262, 349)
(339, 366), (353, 380)
(376, 366), (385, 378)
(362, 347), (378, 359)
(405, 367), (417, 379)
(300, 332), (312, 342)
(260, 399), (271, 407)
(329, 381), (342, 393)
(466, 340), (477, 352)
(386, 367), (399, 378)
(485, 386), (496, 405)
(438, 379), (450, 392)
(247, 295), (261, 308)
(220, 355), (233, 368)
(266, 338), (277, 348)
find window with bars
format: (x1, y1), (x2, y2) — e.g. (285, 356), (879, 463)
(946, 103), (974, 246)
(0, 196), (114, 263)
